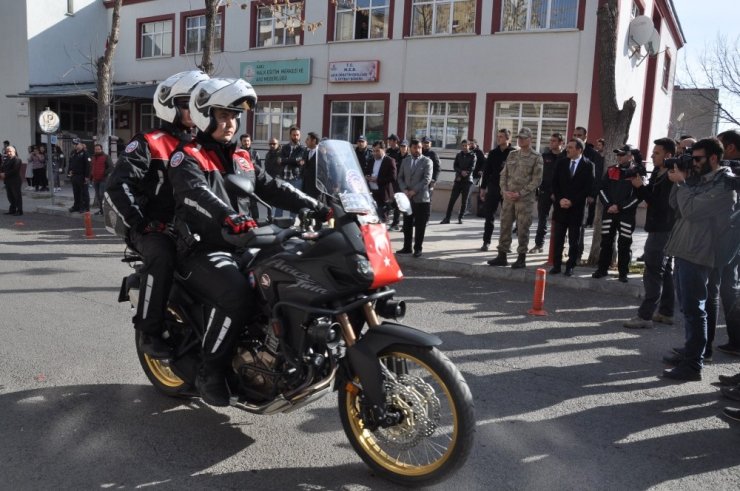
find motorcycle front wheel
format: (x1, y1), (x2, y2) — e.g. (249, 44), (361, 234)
(135, 330), (190, 397)
(338, 344), (475, 486)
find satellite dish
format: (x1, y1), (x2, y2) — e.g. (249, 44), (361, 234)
(629, 15), (654, 46)
(646, 29), (661, 56)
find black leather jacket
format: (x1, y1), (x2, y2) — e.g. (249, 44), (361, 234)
(169, 132), (321, 250)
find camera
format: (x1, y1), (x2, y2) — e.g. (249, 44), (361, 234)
(665, 149), (693, 172)
(622, 162), (647, 179)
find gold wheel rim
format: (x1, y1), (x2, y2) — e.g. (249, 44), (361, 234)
(345, 352), (458, 477)
(144, 354), (184, 388)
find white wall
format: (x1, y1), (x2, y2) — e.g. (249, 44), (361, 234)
(26, 0), (108, 86)
(0, 1), (31, 152)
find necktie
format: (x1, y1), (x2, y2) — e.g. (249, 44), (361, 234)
(570, 160), (577, 176)
(411, 158), (417, 170)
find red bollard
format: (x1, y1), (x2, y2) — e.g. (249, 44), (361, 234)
(527, 268), (548, 316)
(83, 211), (95, 239)
(546, 219), (555, 266)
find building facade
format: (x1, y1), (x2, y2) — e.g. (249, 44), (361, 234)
(669, 87), (721, 140)
(1, 0), (684, 182)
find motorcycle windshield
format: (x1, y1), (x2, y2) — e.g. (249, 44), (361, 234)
(316, 139), (379, 222)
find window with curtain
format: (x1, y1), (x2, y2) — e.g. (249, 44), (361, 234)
(406, 101), (470, 149)
(140, 19), (173, 58)
(501, 0), (578, 31)
(184, 14), (222, 54)
(411, 0), (476, 36)
(335, 0), (390, 41)
(256, 4), (302, 47)
(252, 100), (299, 142)
(493, 101), (570, 152)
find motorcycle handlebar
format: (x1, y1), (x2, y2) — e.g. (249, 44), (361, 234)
(221, 224), (303, 249)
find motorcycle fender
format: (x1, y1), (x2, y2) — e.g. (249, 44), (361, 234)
(345, 323), (442, 410)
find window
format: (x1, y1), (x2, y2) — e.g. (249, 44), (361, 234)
(59, 101), (96, 133)
(138, 17), (173, 58)
(406, 101), (470, 149)
(631, 1), (643, 19)
(139, 103), (162, 132)
(501, 0), (578, 31)
(493, 101), (569, 151)
(662, 51), (672, 91)
(252, 100), (299, 142)
(334, 0), (390, 41)
(255, 3), (302, 48)
(182, 12), (223, 54)
(329, 100), (385, 142)
(411, 0), (476, 36)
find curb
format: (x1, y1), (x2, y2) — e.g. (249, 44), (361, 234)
(396, 254), (645, 299)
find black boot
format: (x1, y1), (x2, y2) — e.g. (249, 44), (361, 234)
(196, 365), (230, 407)
(511, 253), (526, 269)
(138, 333), (172, 359)
(487, 252), (507, 266)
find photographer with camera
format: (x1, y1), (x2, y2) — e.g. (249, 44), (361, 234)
(624, 138), (677, 329)
(662, 137), (737, 381)
(592, 144), (644, 282)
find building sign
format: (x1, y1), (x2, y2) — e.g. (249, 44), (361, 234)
(329, 61), (380, 83)
(240, 59), (311, 86)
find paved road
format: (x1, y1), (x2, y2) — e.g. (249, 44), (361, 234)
(1, 213), (739, 490)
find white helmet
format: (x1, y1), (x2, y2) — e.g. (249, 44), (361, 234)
(154, 70), (210, 123)
(189, 78), (258, 135)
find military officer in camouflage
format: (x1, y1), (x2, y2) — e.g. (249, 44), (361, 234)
(488, 127), (544, 269)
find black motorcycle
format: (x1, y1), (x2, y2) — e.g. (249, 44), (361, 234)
(119, 140), (475, 485)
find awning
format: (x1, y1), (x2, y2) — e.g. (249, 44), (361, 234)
(8, 82), (157, 100)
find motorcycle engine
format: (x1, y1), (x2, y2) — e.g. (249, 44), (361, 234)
(232, 346), (278, 394)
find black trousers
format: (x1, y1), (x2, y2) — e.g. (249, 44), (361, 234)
(552, 217), (583, 269)
(5, 178), (22, 213)
(444, 180), (472, 220)
(71, 175), (90, 211)
(481, 190), (502, 245)
(598, 212), (636, 276)
(637, 231), (674, 320)
(130, 230), (177, 336)
(403, 201), (431, 253)
(534, 191), (553, 247)
(177, 248), (254, 368)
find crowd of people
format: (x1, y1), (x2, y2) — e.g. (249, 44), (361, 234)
(2, 68), (739, 420)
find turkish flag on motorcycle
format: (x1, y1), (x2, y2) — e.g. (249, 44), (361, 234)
(360, 223), (403, 288)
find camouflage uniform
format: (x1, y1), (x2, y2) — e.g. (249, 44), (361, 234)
(498, 148), (544, 254)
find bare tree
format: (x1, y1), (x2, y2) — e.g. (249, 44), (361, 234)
(584, 0), (638, 265)
(95, 0), (122, 154)
(679, 34), (740, 127)
(199, 0), (220, 75)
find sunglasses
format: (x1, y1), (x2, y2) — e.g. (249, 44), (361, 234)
(691, 155), (705, 162)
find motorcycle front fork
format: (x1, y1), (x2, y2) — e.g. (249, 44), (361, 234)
(334, 302), (380, 348)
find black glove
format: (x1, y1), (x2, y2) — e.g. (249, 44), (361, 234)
(314, 205), (333, 223)
(223, 214), (257, 235)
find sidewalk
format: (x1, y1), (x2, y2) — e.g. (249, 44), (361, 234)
(388, 210), (649, 299)
(1, 185), (649, 298)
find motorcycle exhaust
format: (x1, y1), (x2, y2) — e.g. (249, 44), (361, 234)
(229, 365), (337, 415)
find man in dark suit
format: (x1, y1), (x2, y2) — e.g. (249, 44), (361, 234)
(397, 139), (433, 258)
(550, 138), (595, 276)
(301, 132), (320, 199)
(364, 140), (397, 222)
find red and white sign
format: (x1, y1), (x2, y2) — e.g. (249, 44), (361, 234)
(329, 61), (379, 83)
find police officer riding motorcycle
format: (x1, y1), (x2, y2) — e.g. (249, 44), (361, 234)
(168, 78), (331, 406)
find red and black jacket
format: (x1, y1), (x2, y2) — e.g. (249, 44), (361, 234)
(105, 123), (191, 230)
(169, 132), (321, 250)
(598, 164), (641, 214)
